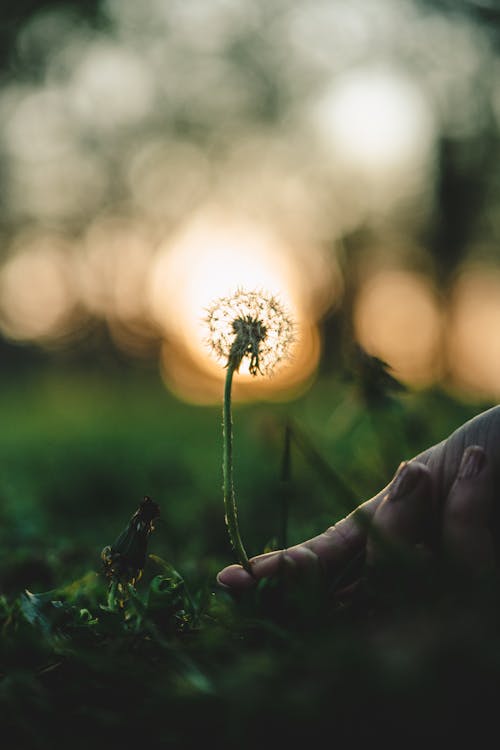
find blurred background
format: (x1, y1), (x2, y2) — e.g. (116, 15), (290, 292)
(1, 0), (500, 585)
(3, 0), (500, 401)
(4, 5), (500, 740)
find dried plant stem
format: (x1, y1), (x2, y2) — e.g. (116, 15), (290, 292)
(223, 363), (251, 572)
(288, 419), (359, 512)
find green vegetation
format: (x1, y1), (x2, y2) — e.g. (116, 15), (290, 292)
(0, 367), (496, 747)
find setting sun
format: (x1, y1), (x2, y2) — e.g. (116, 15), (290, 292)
(148, 208), (327, 402)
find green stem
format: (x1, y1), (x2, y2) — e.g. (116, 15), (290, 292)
(288, 419), (359, 511)
(279, 420), (292, 549)
(107, 580), (119, 612)
(223, 363), (251, 572)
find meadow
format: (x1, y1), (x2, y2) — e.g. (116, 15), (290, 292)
(0, 362), (495, 747)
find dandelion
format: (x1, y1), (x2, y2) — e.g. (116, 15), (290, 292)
(206, 289), (295, 571)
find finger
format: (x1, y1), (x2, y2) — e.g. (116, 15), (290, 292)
(366, 460), (432, 566)
(415, 404), (500, 504)
(216, 547), (320, 589)
(217, 484), (393, 590)
(217, 406), (500, 591)
(216, 564), (258, 590)
(217, 546), (322, 588)
(217, 451), (440, 591)
(442, 445), (495, 572)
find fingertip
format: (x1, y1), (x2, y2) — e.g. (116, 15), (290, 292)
(407, 459), (432, 482)
(216, 564), (256, 590)
(367, 459), (433, 566)
(443, 444), (495, 571)
(388, 460), (431, 502)
(445, 444), (492, 526)
(457, 444), (487, 481)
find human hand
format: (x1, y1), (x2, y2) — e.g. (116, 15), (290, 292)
(217, 405), (500, 590)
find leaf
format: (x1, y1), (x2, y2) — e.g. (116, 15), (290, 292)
(351, 344), (407, 406)
(148, 554), (184, 582)
(146, 557), (197, 632)
(20, 590), (62, 636)
(20, 589), (98, 637)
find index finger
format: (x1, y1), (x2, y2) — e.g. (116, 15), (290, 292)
(216, 488), (388, 589)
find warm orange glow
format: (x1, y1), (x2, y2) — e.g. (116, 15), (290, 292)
(1, 0), (496, 406)
(148, 209), (330, 403)
(160, 323), (321, 405)
(0, 231), (80, 343)
(448, 267), (500, 397)
(75, 216), (161, 357)
(354, 269), (443, 385)
(78, 216), (154, 322)
(0, 208), (333, 402)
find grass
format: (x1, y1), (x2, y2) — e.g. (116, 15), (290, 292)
(0, 364), (497, 747)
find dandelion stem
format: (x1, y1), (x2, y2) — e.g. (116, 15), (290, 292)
(223, 362), (251, 572)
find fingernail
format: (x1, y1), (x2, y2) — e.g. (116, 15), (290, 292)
(215, 574), (231, 590)
(458, 445), (486, 480)
(389, 461), (420, 500)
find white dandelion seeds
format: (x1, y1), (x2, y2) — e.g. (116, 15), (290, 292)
(205, 289), (295, 376)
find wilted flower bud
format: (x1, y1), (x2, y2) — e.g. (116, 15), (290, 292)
(102, 496), (160, 586)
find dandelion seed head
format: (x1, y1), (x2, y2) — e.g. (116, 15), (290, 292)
(205, 289), (295, 376)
